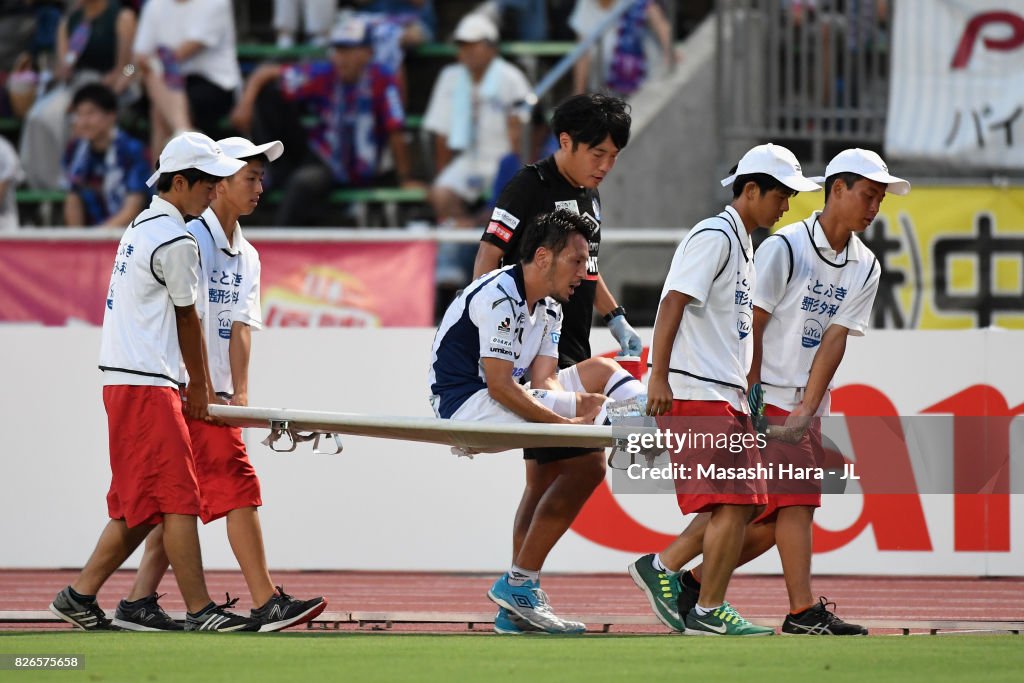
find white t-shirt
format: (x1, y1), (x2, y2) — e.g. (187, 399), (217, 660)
(0, 136), (24, 231)
(569, 0), (620, 86)
(428, 264), (562, 419)
(654, 205), (755, 411)
(422, 58), (531, 174)
(186, 208), (262, 397)
(133, 0), (241, 92)
(755, 211), (880, 409)
(99, 195), (200, 387)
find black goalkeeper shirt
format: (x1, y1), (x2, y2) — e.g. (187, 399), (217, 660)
(480, 155), (602, 368)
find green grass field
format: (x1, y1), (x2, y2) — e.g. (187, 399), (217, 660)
(1, 632), (1021, 682)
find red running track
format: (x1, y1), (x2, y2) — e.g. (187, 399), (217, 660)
(3, 569), (1023, 632)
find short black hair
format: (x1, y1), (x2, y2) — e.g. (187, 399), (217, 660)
(154, 165), (220, 193)
(824, 172), (862, 202)
(237, 153), (269, 166)
(71, 83), (117, 113)
(520, 209), (595, 264)
(728, 165), (794, 199)
(551, 93), (631, 151)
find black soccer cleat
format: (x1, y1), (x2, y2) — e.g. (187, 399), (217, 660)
(782, 597), (868, 635)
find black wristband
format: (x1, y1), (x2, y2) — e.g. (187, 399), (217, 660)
(603, 306), (626, 324)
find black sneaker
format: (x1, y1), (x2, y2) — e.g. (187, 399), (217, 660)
(676, 569), (701, 619)
(782, 597), (868, 635)
(49, 587), (112, 630)
(251, 586), (327, 632)
(185, 594), (260, 632)
(113, 593), (183, 631)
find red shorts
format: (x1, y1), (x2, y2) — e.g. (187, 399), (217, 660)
(658, 400), (767, 515)
(187, 417), (262, 524)
(755, 404), (823, 523)
(104, 385), (201, 527)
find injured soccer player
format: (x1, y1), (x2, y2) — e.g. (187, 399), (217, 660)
(428, 209), (646, 634)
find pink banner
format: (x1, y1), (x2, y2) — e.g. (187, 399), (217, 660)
(0, 239), (436, 327)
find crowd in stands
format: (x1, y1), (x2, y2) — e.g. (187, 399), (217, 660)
(0, 0), (682, 234)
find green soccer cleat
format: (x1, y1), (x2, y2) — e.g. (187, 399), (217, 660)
(684, 602), (775, 636)
(627, 554), (685, 632)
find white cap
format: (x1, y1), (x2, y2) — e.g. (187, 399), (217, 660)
(146, 132), (246, 187)
(812, 148), (911, 195)
(720, 143), (821, 193)
(454, 14), (498, 43)
(329, 16), (372, 47)
(217, 136), (284, 163)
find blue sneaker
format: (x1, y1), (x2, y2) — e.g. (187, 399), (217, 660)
(487, 573), (585, 634)
(493, 607), (542, 635)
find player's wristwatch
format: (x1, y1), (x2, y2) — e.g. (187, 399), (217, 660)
(603, 306), (627, 324)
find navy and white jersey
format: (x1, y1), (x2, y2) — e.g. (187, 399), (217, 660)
(481, 155), (601, 366)
(755, 211), (880, 401)
(429, 264), (562, 419)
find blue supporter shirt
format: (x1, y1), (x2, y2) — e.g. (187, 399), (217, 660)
(279, 61), (405, 185)
(62, 129), (150, 226)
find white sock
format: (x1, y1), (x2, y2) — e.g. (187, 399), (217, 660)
(694, 604), (721, 617)
(507, 565), (540, 586)
(651, 554), (669, 573)
(603, 369), (645, 401)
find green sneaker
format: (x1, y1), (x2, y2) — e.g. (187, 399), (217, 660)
(684, 602), (775, 636)
(627, 554), (685, 632)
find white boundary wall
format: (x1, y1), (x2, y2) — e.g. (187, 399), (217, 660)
(1, 327), (1021, 575)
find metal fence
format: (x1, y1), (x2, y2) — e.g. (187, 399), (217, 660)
(716, 0), (891, 166)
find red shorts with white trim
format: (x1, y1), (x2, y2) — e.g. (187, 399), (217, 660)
(104, 386), (201, 527)
(754, 404), (823, 523)
(187, 417), (262, 524)
(659, 400), (767, 515)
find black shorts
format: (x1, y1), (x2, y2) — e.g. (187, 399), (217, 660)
(523, 446), (602, 464)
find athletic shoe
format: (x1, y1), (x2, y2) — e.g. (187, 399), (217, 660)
(49, 587), (112, 630)
(782, 597), (867, 635)
(676, 569), (701, 618)
(684, 602), (775, 636)
(184, 595), (259, 632)
(627, 554), (685, 632)
(251, 586), (327, 632)
(493, 607), (543, 635)
(113, 593), (183, 631)
(487, 573), (585, 634)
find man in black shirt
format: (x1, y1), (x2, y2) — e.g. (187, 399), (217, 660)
(472, 94), (639, 634)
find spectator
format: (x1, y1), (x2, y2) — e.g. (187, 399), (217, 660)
(570, 0), (675, 96)
(62, 83), (149, 228)
(18, 0), (136, 190)
(485, 0), (549, 41)
(424, 14), (530, 227)
(273, 0), (336, 48)
(358, 0), (437, 46)
(132, 0), (241, 154)
(0, 134), (24, 231)
(231, 16), (419, 226)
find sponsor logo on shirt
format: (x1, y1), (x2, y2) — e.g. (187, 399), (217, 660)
(555, 200), (579, 214)
(217, 310), (233, 340)
(592, 198), (601, 221)
(551, 331), (561, 344)
(802, 318), (824, 348)
(486, 221), (513, 243)
(490, 207), (520, 229)
(490, 336), (512, 347)
(737, 311), (752, 340)
(512, 367), (527, 379)
(490, 346), (514, 357)
(497, 317), (512, 334)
